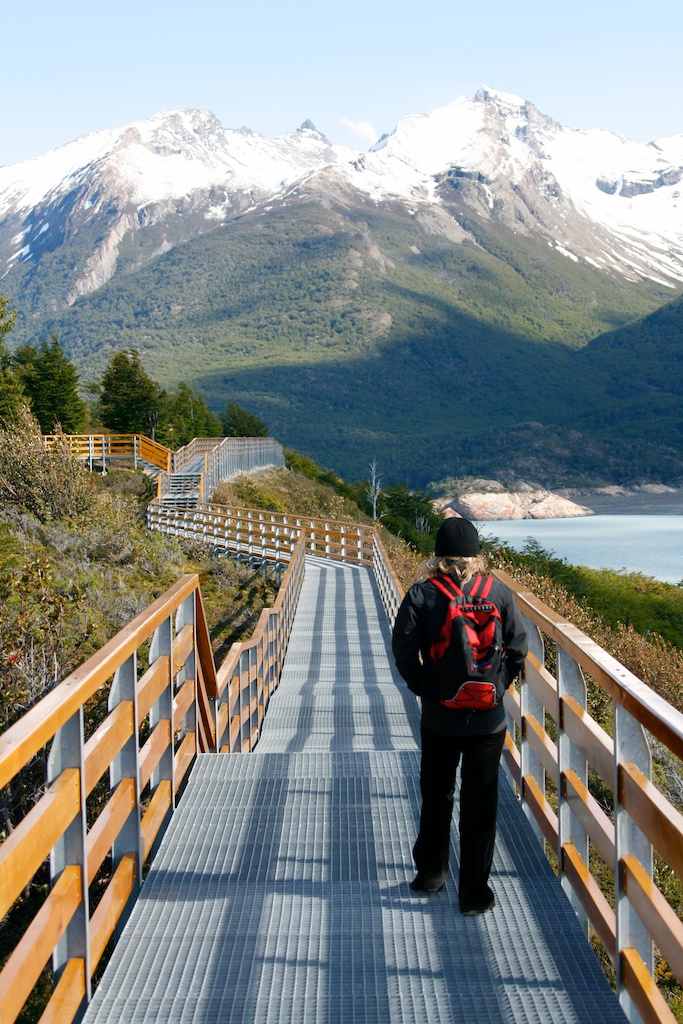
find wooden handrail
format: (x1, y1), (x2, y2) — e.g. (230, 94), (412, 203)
(43, 434), (173, 473)
(0, 573), (218, 1024)
(214, 535), (306, 751)
(148, 499), (375, 568)
(0, 575), (199, 791)
(496, 568), (683, 761)
(4, 503), (683, 1024)
(493, 567), (683, 1023)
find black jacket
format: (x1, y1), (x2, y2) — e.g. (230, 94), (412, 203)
(392, 573), (528, 736)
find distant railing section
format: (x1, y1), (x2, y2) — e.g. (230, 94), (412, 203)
(155, 469), (171, 499)
(495, 568), (683, 1024)
(172, 437), (223, 473)
(215, 536), (306, 753)
(0, 575), (218, 1024)
(44, 435), (284, 503)
(43, 433), (172, 473)
(172, 436), (284, 501)
(372, 532), (404, 628)
(147, 498), (375, 570)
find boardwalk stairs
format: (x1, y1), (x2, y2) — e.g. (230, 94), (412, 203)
(42, 433), (285, 505)
(161, 460), (204, 508)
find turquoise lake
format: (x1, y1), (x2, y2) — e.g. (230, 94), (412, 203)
(475, 494), (683, 585)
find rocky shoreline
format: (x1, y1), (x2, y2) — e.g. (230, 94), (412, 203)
(557, 483), (679, 499)
(434, 481), (681, 522)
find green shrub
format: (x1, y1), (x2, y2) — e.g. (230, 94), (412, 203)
(0, 407), (94, 521)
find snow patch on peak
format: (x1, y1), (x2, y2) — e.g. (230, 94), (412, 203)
(369, 132), (391, 153)
(137, 107), (222, 134)
(475, 85), (527, 110)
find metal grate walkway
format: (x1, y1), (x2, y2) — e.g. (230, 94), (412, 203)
(84, 557), (626, 1023)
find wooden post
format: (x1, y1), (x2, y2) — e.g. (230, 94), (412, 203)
(176, 594), (198, 752)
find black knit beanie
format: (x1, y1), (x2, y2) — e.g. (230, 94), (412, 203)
(434, 517), (481, 557)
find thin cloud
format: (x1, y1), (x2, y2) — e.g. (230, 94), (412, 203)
(340, 117), (379, 145)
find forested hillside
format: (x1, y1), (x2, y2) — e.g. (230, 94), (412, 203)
(576, 289), (683, 451)
(9, 198), (681, 488)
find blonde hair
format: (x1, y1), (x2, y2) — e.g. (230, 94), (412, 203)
(417, 553), (489, 586)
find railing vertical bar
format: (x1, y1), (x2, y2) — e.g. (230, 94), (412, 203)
(176, 594), (198, 750)
(615, 704), (654, 1024)
(248, 513), (254, 569)
(520, 614), (546, 850)
(109, 654), (143, 935)
(557, 646), (589, 937)
(47, 709), (91, 1009)
(148, 613), (175, 846)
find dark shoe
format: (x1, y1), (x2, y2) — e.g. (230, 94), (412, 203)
(410, 872), (446, 894)
(459, 888), (495, 916)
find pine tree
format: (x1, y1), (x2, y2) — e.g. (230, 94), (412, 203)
(0, 297), (26, 422)
(0, 368), (26, 422)
(162, 382), (222, 447)
(222, 402), (268, 437)
(98, 349), (163, 436)
(13, 337), (86, 433)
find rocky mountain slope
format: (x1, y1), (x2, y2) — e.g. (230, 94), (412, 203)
(3, 88), (683, 313)
(1, 89), (682, 488)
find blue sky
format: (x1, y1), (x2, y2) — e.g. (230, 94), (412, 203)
(3, 0), (682, 167)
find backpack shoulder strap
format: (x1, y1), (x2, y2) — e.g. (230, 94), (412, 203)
(430, 576), (464, 600)
(468, 574), (494, 599)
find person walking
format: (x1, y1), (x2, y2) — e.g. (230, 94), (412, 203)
(392, 516), (528, 915)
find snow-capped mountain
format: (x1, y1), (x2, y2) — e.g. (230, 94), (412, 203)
(342, 88), (683, 284)
(0, 110), (356, 302)
(2, 87), (683, 309)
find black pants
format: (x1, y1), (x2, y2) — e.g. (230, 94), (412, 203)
(412, 725), (506, 907)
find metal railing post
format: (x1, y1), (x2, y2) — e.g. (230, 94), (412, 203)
(615, 704), (653, 1024)
(260, 520), (267, 577)
(557, 646), (589, 936)
(47, 709), (91, 1006)
(236, 516), (242, 563)
(174, 593), (198, 767)
(519, 614), (546, 849)
(275, 527), (282, 585)
(109, 654), (143, 933)
(149, 613), (175, 841)
(247, 512), (254, 569)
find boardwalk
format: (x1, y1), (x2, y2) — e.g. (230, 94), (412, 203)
(84, 557), (626, 1024)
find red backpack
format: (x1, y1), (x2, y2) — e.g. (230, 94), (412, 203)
(428, 575), (506, 711)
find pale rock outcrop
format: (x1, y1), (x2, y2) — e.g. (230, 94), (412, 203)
(440, 489), (593, 521)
